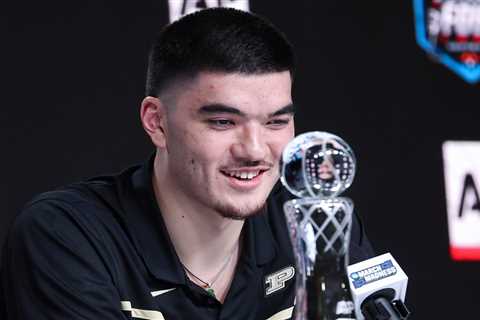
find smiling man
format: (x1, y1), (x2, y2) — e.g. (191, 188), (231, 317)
(1, 8), (374, 320)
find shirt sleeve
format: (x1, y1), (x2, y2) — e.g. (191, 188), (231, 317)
(1, 198), (127, 320)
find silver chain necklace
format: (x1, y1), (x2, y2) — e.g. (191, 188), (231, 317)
(182, 246), (237, 299)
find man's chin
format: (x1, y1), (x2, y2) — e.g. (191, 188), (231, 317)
(215, 202), (267, 220)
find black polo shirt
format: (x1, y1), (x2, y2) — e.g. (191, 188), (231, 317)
(0, 157), (374, 320)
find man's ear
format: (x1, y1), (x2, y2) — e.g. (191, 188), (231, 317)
(140, 96), (168, 148)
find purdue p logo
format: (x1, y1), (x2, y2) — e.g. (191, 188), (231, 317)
(265, 266), (295, 296)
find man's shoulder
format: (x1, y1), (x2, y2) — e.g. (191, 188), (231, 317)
(12, 164), (143, 243)
(23, 177), (117, 221)
(27, 180), (110, 210)
(10, 188), (106, 249)
(31, 162), (142, 209)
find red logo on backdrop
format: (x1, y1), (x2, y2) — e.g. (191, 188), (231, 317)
(414, 0), (480, 83)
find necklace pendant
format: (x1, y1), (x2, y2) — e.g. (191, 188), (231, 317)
(205, 287), (216, 299)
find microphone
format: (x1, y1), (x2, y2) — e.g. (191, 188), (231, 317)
(347, 253), (411, 320)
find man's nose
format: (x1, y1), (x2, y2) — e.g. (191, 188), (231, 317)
(231, 124), (267, 161)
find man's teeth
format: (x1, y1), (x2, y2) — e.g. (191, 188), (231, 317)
(226, 171), (260, 180)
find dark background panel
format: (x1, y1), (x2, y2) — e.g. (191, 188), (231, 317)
(2, 1), (479, 319)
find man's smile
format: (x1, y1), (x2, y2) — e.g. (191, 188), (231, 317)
(220, 167), (271, 190)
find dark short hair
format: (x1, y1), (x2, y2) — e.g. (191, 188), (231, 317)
(145, 8), (295, 97)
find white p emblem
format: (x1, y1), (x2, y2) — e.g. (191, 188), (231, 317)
(265, 266), (295, 296)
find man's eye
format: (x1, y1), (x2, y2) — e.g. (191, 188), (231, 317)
(207, 119), (235, 128)
(266, 118), (291, 128)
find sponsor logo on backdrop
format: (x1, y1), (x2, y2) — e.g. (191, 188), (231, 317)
(443, 141), (480, 261)
(168, 0), (249, 23)
(349, 260), (397, 289)
(413, 0), (480, 83)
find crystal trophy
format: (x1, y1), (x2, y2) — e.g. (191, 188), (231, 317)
(281, 131), (357, 320)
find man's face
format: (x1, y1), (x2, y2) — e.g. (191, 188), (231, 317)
(161, 71), (294, 219)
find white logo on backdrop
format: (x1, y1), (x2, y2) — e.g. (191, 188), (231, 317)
(168, 0), (250, 23)
(443, 141), (480, 260)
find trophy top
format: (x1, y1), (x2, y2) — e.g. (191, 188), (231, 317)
(280, 131), (356, 198)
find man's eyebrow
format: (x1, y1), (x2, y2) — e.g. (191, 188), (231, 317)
(197, 103), (295, 117)
(269, 104), (295, 117)
(198, 104), (246, 116)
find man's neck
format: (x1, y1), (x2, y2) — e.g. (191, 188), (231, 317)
(152, 157), (244, 288)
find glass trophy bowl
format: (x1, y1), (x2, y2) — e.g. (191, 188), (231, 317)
(281, 132), (357, 320)
(281, 131), (355, 199)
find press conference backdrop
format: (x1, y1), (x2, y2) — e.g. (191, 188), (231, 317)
(2, 1), (479, 319)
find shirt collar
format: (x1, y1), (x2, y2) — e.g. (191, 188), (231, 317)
(244, 205), (278, 267)
(119, 155), (187, 285)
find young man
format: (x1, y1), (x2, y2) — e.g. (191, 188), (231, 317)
(1, 8), (374, 320)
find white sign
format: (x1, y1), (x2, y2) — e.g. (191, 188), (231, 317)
(443, 141), (480, 260)
(347, 253), (408, 320)
(168, 0), (250, 23)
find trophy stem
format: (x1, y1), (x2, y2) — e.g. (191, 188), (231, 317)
(285, 197), (356, 320)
